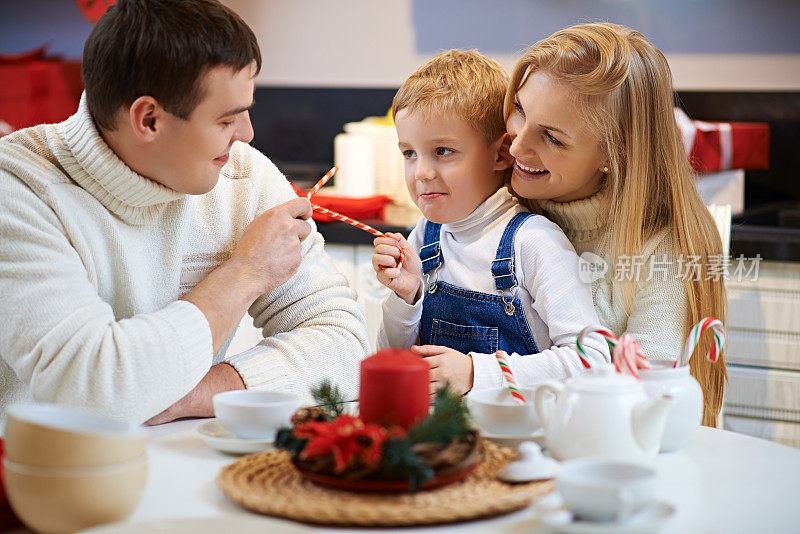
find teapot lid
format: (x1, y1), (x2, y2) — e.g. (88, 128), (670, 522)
(570, 364), (640, 393)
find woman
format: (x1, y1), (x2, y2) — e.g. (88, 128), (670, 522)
(505, 22), (727, 426)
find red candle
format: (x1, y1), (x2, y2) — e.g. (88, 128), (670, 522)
(359, 348), (429, 429)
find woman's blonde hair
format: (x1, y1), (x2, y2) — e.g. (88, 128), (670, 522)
(506, 23), (727, 426)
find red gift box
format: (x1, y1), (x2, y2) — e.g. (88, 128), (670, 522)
(674, 108), (770, 173)
(0, 46), (83, 131)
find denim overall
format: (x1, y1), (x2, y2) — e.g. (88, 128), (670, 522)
(418, 212), (539, 355)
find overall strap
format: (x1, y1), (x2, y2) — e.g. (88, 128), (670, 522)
(491, 212), (534, 291)
(419, 221), (443, 274)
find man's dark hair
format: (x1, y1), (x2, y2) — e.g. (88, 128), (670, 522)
(82, 0), (262, 131)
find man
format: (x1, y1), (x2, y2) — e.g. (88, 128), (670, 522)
(0, 0), (369, 425)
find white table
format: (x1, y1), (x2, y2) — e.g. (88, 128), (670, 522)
(118, 420), (800, 533)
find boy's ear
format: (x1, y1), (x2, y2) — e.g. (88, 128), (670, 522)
(493, 133), (514, 171)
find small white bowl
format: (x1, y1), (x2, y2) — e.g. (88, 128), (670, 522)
(556, 458), (657, 523)
(467, 387), (541, 436)
(212, 390), (300, 440)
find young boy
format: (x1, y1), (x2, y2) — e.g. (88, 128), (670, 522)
(372, 50), (610, 395)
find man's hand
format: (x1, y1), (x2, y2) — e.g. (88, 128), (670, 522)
(411, 344), (474, 396)
(372, 232), (423, 305)
(144, 363), (245, 425)
(232, 196), (313, 298)
(183, 196), (313, 355)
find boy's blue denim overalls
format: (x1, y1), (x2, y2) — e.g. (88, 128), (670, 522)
(418, 212), (539, 355)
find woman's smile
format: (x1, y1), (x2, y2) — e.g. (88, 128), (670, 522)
(513, 160), (550, 180)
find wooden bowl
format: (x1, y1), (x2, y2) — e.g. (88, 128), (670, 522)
(295, 460), (480, 493)
(293, 431), (484, 493)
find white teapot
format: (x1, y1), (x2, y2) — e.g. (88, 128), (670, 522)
(639, 360), (703, 452)
(534, 365), (675, 462)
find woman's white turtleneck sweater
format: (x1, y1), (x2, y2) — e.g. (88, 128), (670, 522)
(378, 188), (611, 389)
(538, 193), (689, 362)
(0, 96), (369, 424)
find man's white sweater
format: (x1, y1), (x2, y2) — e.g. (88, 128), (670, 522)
(378, 188), (611, 388)
(0, 97), (369, 424)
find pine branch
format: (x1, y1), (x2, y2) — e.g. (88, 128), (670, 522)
(379, 438), (434, 491)
(406, 384), (471, 446)
(275, 428), (307, 456)
(310, 379), (345, 418)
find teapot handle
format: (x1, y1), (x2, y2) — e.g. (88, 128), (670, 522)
(534, 381), (564, 431)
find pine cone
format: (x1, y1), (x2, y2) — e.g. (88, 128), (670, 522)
(291, 406), (331, 425)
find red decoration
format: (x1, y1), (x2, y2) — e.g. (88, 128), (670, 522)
(359, 349), (430, 429)
(0, 438), (22, 529)
(74, 0), (116, 24)
(291, 183), (392, 223)
(0, 47), (83, 130)
(294, 415), (403, 473)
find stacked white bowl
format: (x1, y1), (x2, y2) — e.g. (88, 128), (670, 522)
(3, 403), (148, 533)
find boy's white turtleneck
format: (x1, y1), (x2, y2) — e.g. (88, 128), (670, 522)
(378, 188), (611, 389)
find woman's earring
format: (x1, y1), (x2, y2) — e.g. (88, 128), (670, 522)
(602, 166), (610, 173)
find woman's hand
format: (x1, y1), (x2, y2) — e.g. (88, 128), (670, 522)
(412, 344), (474, 395)
(372, 232), (422, 304)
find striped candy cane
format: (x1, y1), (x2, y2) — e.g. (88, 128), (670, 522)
(676, 317), (726, 368)
(305, 166), (338, 199)
(576, 326), (619, 369)
(305, 167), (405, 269)
(613, 334), (651, 378)
(310, 205), (386, 238)
(495, 350), (526, 405)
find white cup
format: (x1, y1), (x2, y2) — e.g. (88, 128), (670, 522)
(467, 387), (541, 436)
(212, 390), (300, 440)
(556, 458), (657, 523)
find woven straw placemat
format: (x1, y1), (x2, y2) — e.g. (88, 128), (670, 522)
(217, 440), (554, 526)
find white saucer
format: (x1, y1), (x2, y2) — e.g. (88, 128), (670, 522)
(537, 494), (676, 534)
(197, 419), (275, 455)
(480, 428), (546, 448)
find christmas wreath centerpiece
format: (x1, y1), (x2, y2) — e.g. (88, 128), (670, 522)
(276, 382), (482, 492)
(275, 349), (483, 492)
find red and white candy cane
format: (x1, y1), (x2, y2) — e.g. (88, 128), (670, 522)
(676, 317), (726, 368)
(576, 326), (619, 369)
(305, 167), (405, 269)
(613, 334), (651, 378)
(495, 350), (526, 405)
(306, 166), (338, 198)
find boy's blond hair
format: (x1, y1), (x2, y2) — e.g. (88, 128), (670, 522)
(393, 49), (508, 145)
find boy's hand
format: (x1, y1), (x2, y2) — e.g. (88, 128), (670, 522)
(412, 344), (474, 396)
(372, 232), (422, 304)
